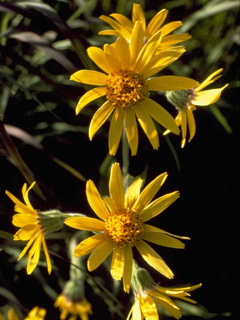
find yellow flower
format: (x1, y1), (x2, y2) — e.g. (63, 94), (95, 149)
(127, 283), (202, 320)
(0, 307), (46, 320)
(71, 21), (199, 156)
(99, 3), (191, 50)
(54, 294), (92, 320)
(65, 162), (189, 293)
(5, 182), (52, 275)
(166, 68), (229, 148)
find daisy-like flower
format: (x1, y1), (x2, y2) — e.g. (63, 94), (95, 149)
(54, 294), (92, 320)
(166, 68), (229, 148)
(0, 307), (46, 320)
(71, 22), (198, 155)
(128, 283), (202, 320)
(5, 182), (55, 274)
(99, 3), (191, 50)
(65, 162), (189, 293)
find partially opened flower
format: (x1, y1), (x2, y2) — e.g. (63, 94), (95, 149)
(6, 182), (65, 274)
(71, 22), (198, 155)
(166, 68), (229, 147)
(65, 162), (189, 293)
(99, 3), (191, 51)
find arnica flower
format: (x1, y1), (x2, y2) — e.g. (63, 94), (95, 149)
(128, 266), (202, 320)
(5, 182), (65, 274)
(64, 162), (189, 293)
(54, 294), (92, 320)
(99, 3), (191, 51)
(71, 22), (198, 155)
(166, 68), (229, 148)
(0, 307), (46, 320)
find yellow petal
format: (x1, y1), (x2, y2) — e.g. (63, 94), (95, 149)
(110, 245), (125, 280)
(99, 15), (131, 39)
(109, 108), (124, 156)
(109, 162), (124, 209)
(140, 191), (179, 222)
(147, 76), (199, 91)
(26, 233), (42, 274)
(114, 37), (130, 70)
(70, 70), (107, 85)
(140, 295), (158, 320)
(87, 46), (112, 74)
(133, 172), (168, 213)
(123, 246), (133, 293)
(86, 180), (109, 221)
(12, 213), (37, 227)
(135, 240), (174, 279)
(143, 230), (186, 249)
(186, 106), (196, 142)
(89, 101), (114, 140)
(146, 9), (168, 36)
(14, 224), (39, 241)
(42, 237), (51, 274)
(132, 299), (142, 319)
(87, 239), (114, 271)
(143, 97), (179, 135)
(17, 229), (41, 260)
(134, 103), (159, 150)
(5, 190), (31, 213)
(193, 86), (228, 106)
(110, 13), (133, 31)
(196, 68), (223, 92)
(125, 177), (143, 208)
(124, 108), (138, 156)
(160, 21), (182, 37)
(8, 308), (20, 320)
(132, 3), (146, 30)
(22, 181), (36, 210)
(129, 21), (144, 65)
(161, 33), (191, 46)
(74, 233), (106, 257)
(76, 87), (107, 115)
(150, 291), (182, 319)
(144, 224), (190, 241)
(64, 216), (104, 232)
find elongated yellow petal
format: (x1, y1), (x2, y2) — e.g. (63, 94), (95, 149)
(123, 246), (133, 293)
(87, 239), (114, 271)
(133, 172), (168, 213)
(103, 196), (118, 213)
(129, 21), (144, 66)
(89, 101), (114, 140)
(12, 213), (37, 227)
(144, 224), (190, 241)
(161, 33), (191, 46)
(160, 21), (182, 37)
(186, 106), (196, 142)
(125, 177), (143, 208)
(64, 216), (104, 232)
(99, 15), (131, 39)
(70, 70), (107, 85)
(134, 103), (159, 150)
(143, 98), (179, 135)
(14, 224), (39, 241)
(110, 13), (133, 31)
(147, 76), (199, 91)
(7, 308), (19, 320)
(26, 233), (42, 274)
(113, 37), (130, 70)
(193, 86), (228, 106)
(110, 245), (125, 280)
(179, 110), (187, 148)
(74, 233), (106, 257)
(17, 229), (41, 260)
(133, 299), (142, 319)
(132, 3), (146, 30)
(151, 291), (182, 319)
(5, 190), (32, 214)
(86, 180), (109, 221)
(76, 86), (106, 115)
(22, 182), (36, 210)
(146, 9), (168, 36)
(135, 240), (174, 279)
(42, 237), (51, 274)
(143, 231), (185, 249)
(109, 162), (124, 209)
(196, 68), (223, 92)
(109, 108), (124, 156)
(87, 46), (112, 74)
(140, 295), (158, 319)
(140, 191), (179, 222)
(124, 108), (138, 156)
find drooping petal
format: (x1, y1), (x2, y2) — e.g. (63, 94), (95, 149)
(74, 233), (107, 257)
(75, 87), (107, 115)
(132, 299), (143, 320)
(87, 46), (112, 74)
(26, 233), (42, 274)
(110, 245), (125, 280)
(192, 86), (228, 106)
(133, 172), (168, 213)
(180, 111), (187, 148)
(140, 191), (179, 222)
(146, 76), (199, 91)
(140, 295), (159, 320)
(151, 291), (182, 319)
(125, 177), (143, 208)
(186, 106), (196, 142)
(64, 216), (104, 232)
(134, 103), (159, 150)
(142, 97), (179, 135)
(14, 224), (39, 241)
(123, 246), (133, 293)
(124, 108), (139, 156)
(89, 101), (114, 140)
(135, 240), (174, 279)
(70, 70), (107, 85)
(87, 239), (114, 271)
(109, 162), (124, 209)
(42, 237), (51, 274)
(109, 108), (124, 156)
(17, 229), (41, 260)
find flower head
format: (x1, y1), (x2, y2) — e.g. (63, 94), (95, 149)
(55, 294), (92, 320)
(99, 3), (191, 50)
(65, 162), (189, 293)
(71, 23), (198, 155)
(166, 68), (229, 147)
(5, 182), (65, 274)
(128, 266), (202, 320)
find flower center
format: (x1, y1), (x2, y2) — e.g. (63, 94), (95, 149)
(106, 70), (149, 109)
(104, 208), (144, 247)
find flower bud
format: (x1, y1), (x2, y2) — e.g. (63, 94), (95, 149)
(166, 89), (196, 110)
(38, 210), (66, 233)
